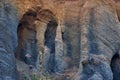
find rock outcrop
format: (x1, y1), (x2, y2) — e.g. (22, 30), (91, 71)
(0, 0), (18, 79)
(0, 0), (120, 80)
(76, 0), (120, 80)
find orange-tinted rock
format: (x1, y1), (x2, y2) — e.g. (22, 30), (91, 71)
(114, 0), (120, 21)
(0, 0), (120, 80)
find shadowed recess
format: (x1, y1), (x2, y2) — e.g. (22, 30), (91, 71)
(110, 53), (120, 80)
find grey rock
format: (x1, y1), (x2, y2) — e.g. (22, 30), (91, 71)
(0, 0), (18, 80)
(76, 0), (120, 80)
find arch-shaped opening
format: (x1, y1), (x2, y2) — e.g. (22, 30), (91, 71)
(44, 20), (58, 73)
(16, 8), (58, 74)
(16, 9), (38, 68)
(110, 53), (120, 80)
(38, 9), (58, 74)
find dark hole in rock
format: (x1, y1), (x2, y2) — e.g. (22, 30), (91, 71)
(110, 53), (120, 80)
(29, 65), (34, 70)
(44, 20), (58, 73)
(16, 10), (38, 68)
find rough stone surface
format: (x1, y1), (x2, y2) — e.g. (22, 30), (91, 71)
(0, 0), (120, 80)
(114, 0), (120, 21)
(77, 0), (120, 80)
(0, 0), (18, 80)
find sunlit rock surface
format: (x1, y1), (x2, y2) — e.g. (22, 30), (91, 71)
(0, 0), (120, 80)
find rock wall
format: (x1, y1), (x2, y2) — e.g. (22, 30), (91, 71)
(77, 0), (120, 80)
(0, 0), (18, 79)
(0, 0), (120, 80)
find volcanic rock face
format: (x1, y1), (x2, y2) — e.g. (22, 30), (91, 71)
(0, 0), (120, 80)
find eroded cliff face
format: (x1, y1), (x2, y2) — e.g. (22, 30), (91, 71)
(76, 0), (120, 80)
(0, 0), (120, 80)
(0, 0), (18, 79)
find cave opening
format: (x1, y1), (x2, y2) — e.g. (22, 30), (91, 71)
(110, 53), (120, 80)
(16, 8), (58, 74)
(44, 20), (58, 73)
(35, 9), (58, 74)
(16, 9), (38, 68)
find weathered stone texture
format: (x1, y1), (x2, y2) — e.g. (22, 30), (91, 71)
(0, 0), (18, 79)
(0, 0), (120, 80)
(77, 0), (120, 80)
